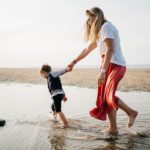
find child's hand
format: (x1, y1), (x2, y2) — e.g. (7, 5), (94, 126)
(63, 96), (68, 102)
(67, 66), (73, 72)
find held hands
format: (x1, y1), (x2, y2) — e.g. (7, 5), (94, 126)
(67, 64), (73, 72)
(67, 60), (76, 72)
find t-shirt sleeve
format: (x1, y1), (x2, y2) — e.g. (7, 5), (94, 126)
(101, 23), (115, 42)
(51, 69), (67, 78)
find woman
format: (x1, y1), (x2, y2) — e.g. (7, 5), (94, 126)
(67, 7), (138, 133)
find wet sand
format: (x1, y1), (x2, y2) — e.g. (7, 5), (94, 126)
(0, 67), (150, 91)
(0, 84), (150, 150)
(0, 68), (150, 149)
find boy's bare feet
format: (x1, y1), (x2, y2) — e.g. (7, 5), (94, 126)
(128, 110), (138, 128)
(57, 124), (69, 129)
(63, 124), (69, 128)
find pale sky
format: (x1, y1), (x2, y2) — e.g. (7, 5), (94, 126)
(0, 0), (150, 67)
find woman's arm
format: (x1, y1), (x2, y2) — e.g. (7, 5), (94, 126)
(98, 38), (114, 85)
(101, 39), (114, 71)
(68, 42), (97, 69)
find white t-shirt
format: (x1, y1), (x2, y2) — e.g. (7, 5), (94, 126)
(99, 22), (126, 66)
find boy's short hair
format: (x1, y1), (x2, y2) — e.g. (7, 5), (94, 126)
(40, 64), (52, 73)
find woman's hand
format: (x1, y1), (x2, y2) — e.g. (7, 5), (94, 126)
(97, 39), (114, 85)
(98, 72), (106, 85)
(67, 65), (73, 72)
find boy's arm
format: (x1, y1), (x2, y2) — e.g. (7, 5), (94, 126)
(51, 68), (68, 78)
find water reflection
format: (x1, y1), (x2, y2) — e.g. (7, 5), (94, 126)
(49, 122), (67, 150)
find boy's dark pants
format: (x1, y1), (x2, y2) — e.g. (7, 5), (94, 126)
(51, 94), (64, 113)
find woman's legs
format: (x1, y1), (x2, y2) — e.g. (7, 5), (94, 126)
(107, 109), (118, 133)
(118, 99), (138, 127)
(104, 65), (127, 132)
(106, 97), (138, 131)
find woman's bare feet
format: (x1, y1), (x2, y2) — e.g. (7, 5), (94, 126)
(128, 110), (138, 128)
(102, 128), (118, 134)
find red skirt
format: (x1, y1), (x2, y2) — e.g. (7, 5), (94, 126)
(90, 62), (126, 121)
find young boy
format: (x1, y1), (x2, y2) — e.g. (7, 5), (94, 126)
(40, 64), (69, 128)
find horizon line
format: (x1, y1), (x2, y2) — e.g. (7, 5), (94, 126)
(0, 64), (150, 69)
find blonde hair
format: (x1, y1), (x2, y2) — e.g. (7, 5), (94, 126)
(84, 7), (107, 42)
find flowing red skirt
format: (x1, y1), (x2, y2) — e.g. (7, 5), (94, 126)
(90, 61), (126, 121)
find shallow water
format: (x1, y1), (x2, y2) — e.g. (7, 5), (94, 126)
(0, 83), (150, 150)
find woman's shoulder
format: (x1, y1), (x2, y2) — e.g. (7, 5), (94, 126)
(101, 22), (114, 31)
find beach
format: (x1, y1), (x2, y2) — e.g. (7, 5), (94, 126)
(0, 0), (150, 149)
(0, 68), (150, 150)
(0, 68), (150, 91)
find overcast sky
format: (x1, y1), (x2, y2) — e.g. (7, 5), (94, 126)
(0, 0), (150, 67)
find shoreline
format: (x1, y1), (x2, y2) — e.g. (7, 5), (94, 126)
(0, 68), (150, 92)
(0, 82), (149, 93)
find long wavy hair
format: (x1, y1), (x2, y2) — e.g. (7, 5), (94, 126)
(84, 7), (107, 42)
